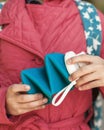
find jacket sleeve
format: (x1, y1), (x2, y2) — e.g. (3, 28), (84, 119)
(0, 28), (44, 130)
(98, 11), (104, 97)
(0, 39), (35, 126)
(0, 86), (13, 125)
(0, 1), (15, 126)
(0, 40), (19, 125)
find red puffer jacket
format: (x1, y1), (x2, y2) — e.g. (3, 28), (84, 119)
(0, 0), (104, 130)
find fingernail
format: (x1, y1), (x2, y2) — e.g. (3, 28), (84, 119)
(25, 85), (30, 90)
(43, 98), (48, 103)
(66, 59), (72, 65)
(69, 77), (72, 81)
(78, 87), (83, 91)
(39, 94), (43, 98)
(42, 105), (46, 109)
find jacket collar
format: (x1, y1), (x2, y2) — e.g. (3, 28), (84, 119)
(0, 0), (45, 58)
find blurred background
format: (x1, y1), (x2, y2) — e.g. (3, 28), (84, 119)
(85, 0), (104, 13)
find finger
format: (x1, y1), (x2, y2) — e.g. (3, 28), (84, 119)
(76, 72), (100, 87)
(17, 93), (44, 103)
(14, 105), (46, 115)
(67, 54), (98, 64)
(9, 84), (30, 94)
(78, 79), (103, 91)
(25, 105), (46, 111)
(19, 98), (48, 109)
(69, 64), (96, 81)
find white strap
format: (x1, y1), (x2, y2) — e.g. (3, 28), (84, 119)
(52, 51), (86, 106)
(52, 80), (76, 106)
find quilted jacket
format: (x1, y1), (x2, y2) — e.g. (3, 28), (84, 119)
(0, 0), (104, 130)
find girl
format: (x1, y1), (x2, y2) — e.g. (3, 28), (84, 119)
(0, 0), (104, 129)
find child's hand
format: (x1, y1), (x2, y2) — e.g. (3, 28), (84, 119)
(67, 54), (104, 90)
(6, 84), (48, 115)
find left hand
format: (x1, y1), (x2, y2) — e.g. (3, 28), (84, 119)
(67, 54), (104, 90)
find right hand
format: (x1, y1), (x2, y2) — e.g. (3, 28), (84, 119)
(6, 84), (48, 115)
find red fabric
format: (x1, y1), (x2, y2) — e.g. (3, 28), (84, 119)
(0, 0), (104, 129)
